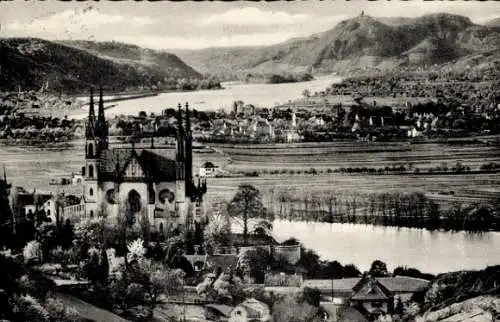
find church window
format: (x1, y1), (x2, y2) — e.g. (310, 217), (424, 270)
(88, 143), (94, 158)
(127, 189), (142, 213)
(89, 188), (94, 196)
(106, 189), (117, 204)
(159, 189), (175, 204)
(148, 184), (155, 204)
(89, 165), (94, 178)
(159, 222), (164, 233)
(125, 158), (144, 178)
(82, 166), (86, 176)
(90, 210), (94, 218)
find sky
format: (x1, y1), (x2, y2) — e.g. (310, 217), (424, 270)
(1, 1), (498, 50)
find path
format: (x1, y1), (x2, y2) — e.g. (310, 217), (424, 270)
(55, 292), (130, 322)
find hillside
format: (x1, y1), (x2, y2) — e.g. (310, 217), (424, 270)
(0, 38), (201, 94)
(484, 17), (500, 28)
(422, 265), (500, 312)
(172, 13), (500, 78)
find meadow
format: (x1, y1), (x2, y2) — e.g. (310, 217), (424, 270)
(213, 141), (500, 173)
(0, 139), (498, 213)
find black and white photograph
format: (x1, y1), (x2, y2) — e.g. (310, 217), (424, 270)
(0, 0), (499, 321)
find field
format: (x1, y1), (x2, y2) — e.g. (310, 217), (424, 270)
(213, 141), (499, 173)
(205, 140), (500, 209)
(0, 139), (498, 211)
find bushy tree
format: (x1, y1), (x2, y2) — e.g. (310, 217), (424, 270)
(23, 240), (42, 264)
(227, 184), (265, 246)
(127, 238), (146, 263)
(12, 294), (50, 322)
(237, 248), (271, 283)
(272, 295), (321, 322)
(369, 260), (389, 277)
(204, 210), (231, 252)
(196, 271), (244, 305)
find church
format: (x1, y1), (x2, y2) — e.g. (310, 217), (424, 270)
(83, 87), (207, 234)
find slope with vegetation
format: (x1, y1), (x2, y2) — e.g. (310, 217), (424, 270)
(0, 38), (203, 94)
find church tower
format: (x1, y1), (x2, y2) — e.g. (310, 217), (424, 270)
(184, 102), (194, 197)
(175, 103), (186, 206)
(95, 86), (109, 152)
(84, 87), (99, 217)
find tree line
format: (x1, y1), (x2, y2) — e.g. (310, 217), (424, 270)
(270, 189), (499, 232)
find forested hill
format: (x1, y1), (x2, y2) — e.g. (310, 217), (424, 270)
(171, 13), (500, 78)
(0, 38), (202, 94)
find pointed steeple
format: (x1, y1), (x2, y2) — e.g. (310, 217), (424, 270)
(177, 103), (184, 135)
(86, 87), (96, 138)
(89, 87), (95, 121)
(185, 102), (191, 133)
(94, 86), (109, 151)
(184, 102), (193, 194)
(98, 86), (105, 124)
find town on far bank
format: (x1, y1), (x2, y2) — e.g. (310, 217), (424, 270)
(1, 67), (499, 147)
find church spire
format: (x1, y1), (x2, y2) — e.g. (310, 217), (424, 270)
(89, 87), (95, 122)
(185, 102), (191, 133)
(98, 86), (105, 125)
(177, 103), (184, 135)
(94, 86), (109, 151)
(86, 87), (96, 139)
(184, 102), (193, 195)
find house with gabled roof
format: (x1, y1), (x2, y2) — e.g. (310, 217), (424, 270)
(228, 298), (271, 322)
(349, 276), (394, 320)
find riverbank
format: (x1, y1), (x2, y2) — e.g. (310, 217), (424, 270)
(271, 220), (500, 275)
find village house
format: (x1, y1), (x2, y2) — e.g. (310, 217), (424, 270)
(228, 298), (271, 322)
(199, 161), (219, 178)
(303, 275), (429, 321)
(13, 189), (56, 223)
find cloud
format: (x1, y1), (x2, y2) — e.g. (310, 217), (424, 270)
(6, 7), (155, 37)
(198, 7), (311, 26)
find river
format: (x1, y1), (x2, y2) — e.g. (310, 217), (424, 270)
(73, 76), (341, 119)
(271, 220), (500, 275)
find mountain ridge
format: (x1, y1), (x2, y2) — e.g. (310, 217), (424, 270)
(170, 13), (500, 78)
(0, 37), (202, 94)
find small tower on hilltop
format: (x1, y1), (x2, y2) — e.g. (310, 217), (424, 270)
(361, 10), (365, 17)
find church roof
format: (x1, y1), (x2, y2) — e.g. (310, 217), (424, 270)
(98, 147), (177, 182)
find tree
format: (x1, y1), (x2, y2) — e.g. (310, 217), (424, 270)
(197, 271), (244, 305)
(127, 238), (146, 264)
(369, 260), (389, 277)
(343, 264), (362, 278)
(23, 241), (42, 264)
(301, 287), (321, 307)
(99, 248), (109, 285)
(0, 177), (13, 250)
(237, 248), (271, 283)
(204, 210), (231, 253)
(272, 295), (320, 322)
(395, 296), (404, 316)
(227, 184), (264, 246)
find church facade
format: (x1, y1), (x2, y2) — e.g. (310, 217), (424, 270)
(83, 87), (207, 234)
